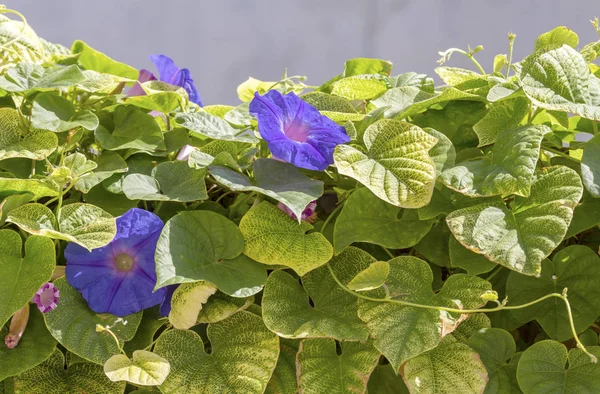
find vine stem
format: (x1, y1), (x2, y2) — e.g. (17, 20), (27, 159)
(326, 263), (597, 362)
(382, 247), (395, 260)
(543, 148), (580, 163)
(320, 200), (345, 234)
(97, 325), (125, 355)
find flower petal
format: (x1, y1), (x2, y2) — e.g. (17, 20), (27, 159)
(159, 285), (178, 317)
(249, 91), (286, 141)
(128, 69), (156, 97)
(65, 208), (166, 316)
(149, 54), (179, 83)
(113, 208), (164, 245)
(269, 138), (329, 171)
(250, 90), (350, 171)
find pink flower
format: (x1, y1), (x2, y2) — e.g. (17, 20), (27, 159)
(32, 282), (60, 313)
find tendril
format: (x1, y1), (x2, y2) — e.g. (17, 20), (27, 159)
(326, 263), (598, 363)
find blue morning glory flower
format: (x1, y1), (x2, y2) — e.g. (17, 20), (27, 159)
(65, 208), (167, 316)
(130, 54), (203, 106)
(249, 91), (350, 171)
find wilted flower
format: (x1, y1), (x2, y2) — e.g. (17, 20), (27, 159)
(65, 208), (167, 316)
(176, 144), (195, 161)
(5, 304), (29, 349)
(32, 282), (59, 313)
(249, 91), (350, 171)
(278, 201), (318, 223)
(129, 54), (203, 106)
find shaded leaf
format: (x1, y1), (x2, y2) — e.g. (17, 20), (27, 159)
(334, 187), (432, 254)
(210, 158), (323, 221)
(155, 210), (267, 296)
(506, 245), (600, 341)
(0, 230), (55, 328)
(262, 249), (370, 341)
(516, 340), (600, 394)
(43, 278), (142, 365)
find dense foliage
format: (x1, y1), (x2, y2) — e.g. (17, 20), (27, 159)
(1, 6), (600, 393)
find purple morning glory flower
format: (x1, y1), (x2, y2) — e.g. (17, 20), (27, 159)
(130, 54), (202, 106)
(249, 91), (350, 171)
(32, 282), (59, 313)
(65, 208), (167, 317)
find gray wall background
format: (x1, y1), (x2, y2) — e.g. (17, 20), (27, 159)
(8, 1), (600, 104)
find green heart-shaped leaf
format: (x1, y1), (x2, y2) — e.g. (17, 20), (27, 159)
(239, 201), (333, 276)
(265, 338), (299, 394)
(95, 106), (165, 152)
(333, 119), (437, 208)
(262, 248), (369, 340)
(348, 261), (390, 291)
(372, 86), (483, 119)
(356, 255), (491, 370)
(0, 193), (33, 226)
(296, 338), (380, 394)
(7, 203), (116, 251)
(123, 161), (208, 202)
(210, 158), (323, 222)
(581, 134), (600, 198)
(446, 166), (583, 276)
(124, 80), (187, 113)
(472, 97), (530, 146)
(104, 350), (170, 386)
(424, 127), (456, 175)
(31, 92), (99, 132)
(0, 108), (57, 161)
(13, 348), (125, 394)
(449, 236), (496, 275)
(0, 175), (59, 200)
(400, 336), (488, 394)
(43, 278), (142, 365)
(466, 328), (521, 394)
(516, 340), (600, 393)
(154, 311), (279, 394)
(197, 291), (254, 324)
(74, 151), (128, 194)
(155, 210), (267, 296)
(518, 44), (600, 120)
(0, 230), (55, 327)
(441, 125), (550, 197)
(0, 308), (56, 381)
(506, 245), (600, 341)
(535, 26), (579, 51)
(367, 364), (410, 394)
(71, 40), (138, 79)
(175, 111), (258, 143)
(334, 187), (432, 254)
(331, 76), (388, 100)
(0, 63), (85, 92)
